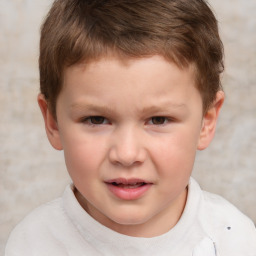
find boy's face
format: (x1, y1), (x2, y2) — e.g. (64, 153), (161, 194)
(39, 55), (223, 237)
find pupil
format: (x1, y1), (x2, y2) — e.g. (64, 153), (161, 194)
(152, 117), (165, 124)
(91, 116), (104, 124)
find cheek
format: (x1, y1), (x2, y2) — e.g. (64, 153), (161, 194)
(62, 135), (106, 182)
(151, 130), (198, 177)
(151, 135), (197, 200)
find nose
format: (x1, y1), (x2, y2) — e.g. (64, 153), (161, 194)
(108, 126), (146, 167)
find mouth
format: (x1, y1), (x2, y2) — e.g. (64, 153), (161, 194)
(110, 181), (147, 189)
(106, 178), (150, 187)
(105, 178), (152, 200)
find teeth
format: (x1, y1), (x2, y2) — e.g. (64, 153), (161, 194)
(112, 182), (145, 188)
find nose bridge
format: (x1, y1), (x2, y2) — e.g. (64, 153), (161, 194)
(109, 124), (145, 166)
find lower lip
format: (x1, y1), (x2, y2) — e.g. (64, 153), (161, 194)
(106, 183), (152, 200)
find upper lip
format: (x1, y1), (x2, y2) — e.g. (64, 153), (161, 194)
(105, 178), (152, 185)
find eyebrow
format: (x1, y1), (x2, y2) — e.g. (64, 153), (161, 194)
(70, 103), (117, 116)
(141, 102), (187, 113)
(70, 101), (187, 117)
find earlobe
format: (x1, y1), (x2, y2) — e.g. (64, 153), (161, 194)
(37, 94), (63, 150)
(197, 91), (225, 150)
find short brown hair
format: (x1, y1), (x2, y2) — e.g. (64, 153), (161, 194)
(39, 0), (224, 117)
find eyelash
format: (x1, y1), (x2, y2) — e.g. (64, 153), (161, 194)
(81, 116), (110, 125)
(148, 116), (171, 125)
(81, 116), (173, 126)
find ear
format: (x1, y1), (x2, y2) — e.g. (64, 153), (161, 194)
(197, 91), (225, 150)
(37, 94), (63, 150)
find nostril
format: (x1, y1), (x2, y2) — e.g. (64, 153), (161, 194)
(109, 149), (142, 167)
(108, 137), (146, 167)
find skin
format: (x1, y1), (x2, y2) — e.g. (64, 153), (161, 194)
(38, 55), (224, 237)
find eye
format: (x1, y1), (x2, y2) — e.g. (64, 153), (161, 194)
(150, 116), (169, 125)
(83, 116), (109, 125)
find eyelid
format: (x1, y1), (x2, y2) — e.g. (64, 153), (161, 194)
(81, 116), (111, 125)
(147, 116), (174, 125)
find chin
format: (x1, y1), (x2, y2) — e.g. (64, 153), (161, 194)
(109, 211), (152, 226)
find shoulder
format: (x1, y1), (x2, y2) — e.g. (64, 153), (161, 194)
(4, 185), (87, 256)
(5, 184), (100, 256)
(9, 197), (64, 231)
(199, 188), (256, 255)
(201, 189), (255, 231)
(5, 198), (67, 255)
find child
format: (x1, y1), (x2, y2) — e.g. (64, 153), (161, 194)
(5, 0), (256, 255)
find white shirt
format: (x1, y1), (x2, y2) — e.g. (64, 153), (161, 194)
(5, 178), (256, 255)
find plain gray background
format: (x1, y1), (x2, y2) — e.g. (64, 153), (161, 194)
(1, 0), (256, 254)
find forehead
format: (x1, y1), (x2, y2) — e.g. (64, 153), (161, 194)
(59, 55), (202, 114)
(63, 54), (197, 88)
